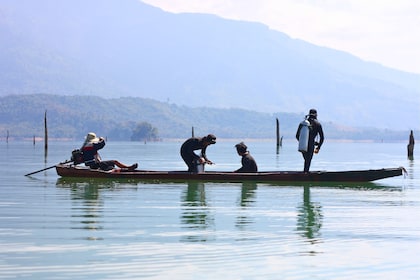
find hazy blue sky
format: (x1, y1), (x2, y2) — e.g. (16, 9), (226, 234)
(142, 0), (420, 74)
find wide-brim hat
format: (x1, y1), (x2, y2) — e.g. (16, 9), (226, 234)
(86, 132), (99, 142)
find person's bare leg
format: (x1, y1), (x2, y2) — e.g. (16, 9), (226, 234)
(113, 160), (138, 170)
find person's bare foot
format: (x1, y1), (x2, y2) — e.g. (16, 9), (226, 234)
(128, 163), (138, 171)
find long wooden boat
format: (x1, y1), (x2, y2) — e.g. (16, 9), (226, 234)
(55, 164), (405, 183)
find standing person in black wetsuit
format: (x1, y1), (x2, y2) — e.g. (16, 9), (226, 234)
(296, 109), (324, 173)
(180, 134), (216, 173)
(234, 142), (258, 173)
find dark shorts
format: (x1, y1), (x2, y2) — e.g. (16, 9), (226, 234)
(87, 160), (115, 171)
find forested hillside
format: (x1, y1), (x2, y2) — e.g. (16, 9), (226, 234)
(0, 95), (412, 141)
(0, 0), (419, 131)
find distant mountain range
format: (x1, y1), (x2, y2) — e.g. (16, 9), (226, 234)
(0, 0), (419, 130)
(0, 94), (413, 141)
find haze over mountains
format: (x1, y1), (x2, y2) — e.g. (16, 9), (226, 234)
(1, 0), (419, 130)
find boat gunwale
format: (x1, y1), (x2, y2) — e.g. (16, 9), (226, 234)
(55, 164), (405, 183)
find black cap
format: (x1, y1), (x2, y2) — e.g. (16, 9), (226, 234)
(235, 142), (247, 153)
(309, 109), (317, 116)
(206, 134), (216, 144)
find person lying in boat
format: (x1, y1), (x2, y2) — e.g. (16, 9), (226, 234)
(180, 134), (216, 173)
(234, 142), (258, 173)
(81, 132), (138, 171)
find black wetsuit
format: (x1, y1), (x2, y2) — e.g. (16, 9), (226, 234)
(296, 116), (324, 172)
(180, 137), (210, 173)
(235, 152), (258, 173)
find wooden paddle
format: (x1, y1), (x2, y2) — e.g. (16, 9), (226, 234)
(25, 160), (73, 176)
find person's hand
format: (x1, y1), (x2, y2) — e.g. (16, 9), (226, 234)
(314, 147), (320, 154)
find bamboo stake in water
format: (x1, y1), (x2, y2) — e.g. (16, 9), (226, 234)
(44, 110), (48, 152)
(276, 118), (280, 148)
(407, 130), (414, 160)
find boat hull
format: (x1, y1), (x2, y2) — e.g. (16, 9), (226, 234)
(55, 165), (404, 183)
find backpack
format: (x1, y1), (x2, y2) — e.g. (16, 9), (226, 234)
(71, 149), (84, 165)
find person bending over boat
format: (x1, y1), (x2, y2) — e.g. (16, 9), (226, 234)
(234, 142), (258, 173)
(81, 132), (138, 171)
(180, 134), (216, 173)
(296, 109), (324, 173)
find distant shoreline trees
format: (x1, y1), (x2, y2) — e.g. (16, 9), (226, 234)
(131, 122), (159, 142)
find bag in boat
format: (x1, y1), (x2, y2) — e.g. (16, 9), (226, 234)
(71, 149), (84, 165)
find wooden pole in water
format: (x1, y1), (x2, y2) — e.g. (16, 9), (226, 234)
(44, 110), (48, 152)
(276, 118), (281, 148)
(407, 130), (414, 160)
(6, 130), (9, 143)
(192, 126), (195, 137)
(276, 118), (279, 146)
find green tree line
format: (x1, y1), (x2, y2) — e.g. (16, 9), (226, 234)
(0, 94), (414, 141)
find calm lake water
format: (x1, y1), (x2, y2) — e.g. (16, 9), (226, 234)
(1, 140), (419, 279)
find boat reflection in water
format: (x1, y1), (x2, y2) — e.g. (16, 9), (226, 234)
(56, 178), (138, 241)
(56, 179), (106, 240)
(236, 182), (257, 232)
(296, 186), (323, 243)
(55, 178), (402, 244)
(179, 181), (259, 242)
(180, 182), (215, 242)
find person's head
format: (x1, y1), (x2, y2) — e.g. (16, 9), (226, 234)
(235, 142), (248, 155)
(204, 134), (216, 145)
(86, 132), (99, 143)
(308, 109), (318, 118)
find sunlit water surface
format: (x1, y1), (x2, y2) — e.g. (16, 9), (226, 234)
(1, 140), (419, 279)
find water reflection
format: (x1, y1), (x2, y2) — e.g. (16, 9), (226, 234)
(56, 179), (106, 240)
(180, 181), (215, 242)
(238, 182), (257, 207)
(407, 160), (415, 180)
(179, 181), (259, 241)
(56, 179), (137, 240)
(236, 182), (257, 230)
(296, 186), (323, 242)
